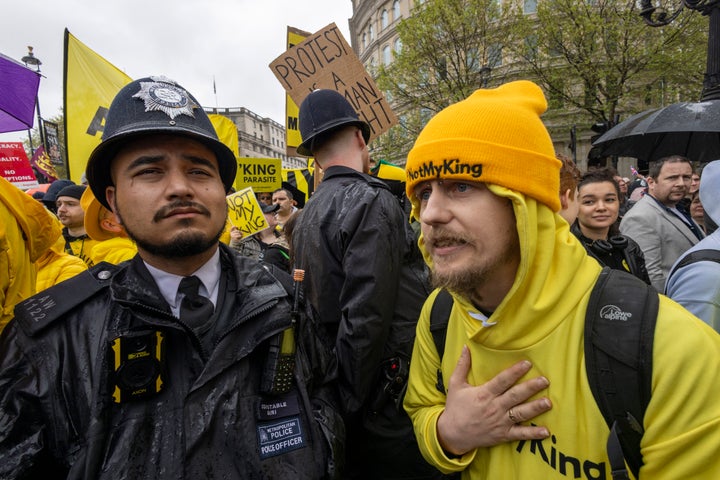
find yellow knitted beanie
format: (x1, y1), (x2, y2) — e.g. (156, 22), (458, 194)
(405, 80), (561, 211)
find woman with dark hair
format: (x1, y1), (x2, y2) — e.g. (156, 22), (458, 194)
(571, 168), (652, 285)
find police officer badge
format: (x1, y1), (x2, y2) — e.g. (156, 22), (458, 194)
(132, 76), (197, 120)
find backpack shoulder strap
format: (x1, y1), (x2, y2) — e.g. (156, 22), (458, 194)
(584, 267), (658, 479)
(668, 248), (720, 279)
(429, 288), (454, 394)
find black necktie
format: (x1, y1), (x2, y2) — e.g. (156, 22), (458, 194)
(178, 276), (214, 329)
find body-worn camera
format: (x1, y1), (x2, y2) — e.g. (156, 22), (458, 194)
(110, 330), (165, 403)
(370, 356), (410, 412)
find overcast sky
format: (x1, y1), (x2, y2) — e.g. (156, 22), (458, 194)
(0, 0), (354, 144)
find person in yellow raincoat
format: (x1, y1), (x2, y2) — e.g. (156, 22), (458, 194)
(0, 176), (60, 331)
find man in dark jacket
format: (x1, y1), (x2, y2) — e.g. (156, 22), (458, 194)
(292, 90), (438, 479)
(0, 76), (341, 479)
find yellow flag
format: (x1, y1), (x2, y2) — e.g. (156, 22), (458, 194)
(64, 29), (132, 183)
(208, 115), (240, 190)
(209, 114), (239, 159)
(285, 27), (311, 155)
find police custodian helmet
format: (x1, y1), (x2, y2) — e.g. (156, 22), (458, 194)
(86, 76), (237, 210)
(296, 89), (370, 157)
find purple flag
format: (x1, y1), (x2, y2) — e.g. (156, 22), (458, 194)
(0, 52), (41, 134)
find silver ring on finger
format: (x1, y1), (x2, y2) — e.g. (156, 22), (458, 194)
(508, 408), (520, 424)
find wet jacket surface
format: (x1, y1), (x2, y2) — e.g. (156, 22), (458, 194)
(293, 166), (430, 415)
(0, 244), (341, 479)
(292, 166), (434, 478)
(404, 186), (720, 479)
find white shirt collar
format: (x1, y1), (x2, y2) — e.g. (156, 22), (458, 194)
(144, 248), (222, 318)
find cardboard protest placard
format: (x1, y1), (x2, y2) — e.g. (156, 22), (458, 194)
(0, 142), (39, 190)
(236, 158), (282, 193)
(269, 23), (398, 142)
(226, 187), (269, 237)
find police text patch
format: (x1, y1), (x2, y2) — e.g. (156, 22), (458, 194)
(257, 416), (306, 459)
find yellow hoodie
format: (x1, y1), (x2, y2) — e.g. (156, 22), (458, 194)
(89, 237), (137, 265)
(0, 177), (61, 331)
(404, 185), (720, 479)
(35, 228), (88, 293)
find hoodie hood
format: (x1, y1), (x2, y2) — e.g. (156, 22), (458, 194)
(0, 177), (61, 262)
(418, 184), (601, 349)
(700, 160), (720, 224)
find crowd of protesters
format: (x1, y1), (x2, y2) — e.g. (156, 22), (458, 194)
(1, 77), (719, 479)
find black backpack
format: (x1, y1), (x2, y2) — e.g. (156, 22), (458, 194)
(429, 268), (658, 480)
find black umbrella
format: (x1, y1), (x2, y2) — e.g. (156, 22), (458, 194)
(592, 100), (720, 166)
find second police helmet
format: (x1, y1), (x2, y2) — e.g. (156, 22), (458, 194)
(297, 89), (370, 157)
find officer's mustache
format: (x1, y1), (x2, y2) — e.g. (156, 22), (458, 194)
(153, 201), (211, 222)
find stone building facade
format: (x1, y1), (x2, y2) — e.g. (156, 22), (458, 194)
(204, 107), (307, 170)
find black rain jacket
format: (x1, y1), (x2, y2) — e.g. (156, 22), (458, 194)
(0, 244), (343, 479)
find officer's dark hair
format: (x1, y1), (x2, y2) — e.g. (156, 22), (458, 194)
(648, 155), (691, 180)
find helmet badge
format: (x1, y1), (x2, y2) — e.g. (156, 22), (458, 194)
(132, 76), (197, 120)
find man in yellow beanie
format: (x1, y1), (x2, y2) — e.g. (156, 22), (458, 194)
(403, 80), (720, 479)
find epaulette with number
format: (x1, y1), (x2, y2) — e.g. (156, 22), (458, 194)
(13, 262), (119, 337)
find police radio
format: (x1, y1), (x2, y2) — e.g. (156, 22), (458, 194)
(110, 331), (165, 403)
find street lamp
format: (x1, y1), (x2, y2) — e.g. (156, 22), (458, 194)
(21, 46), (44, 154)
(639, 0), (720, 101)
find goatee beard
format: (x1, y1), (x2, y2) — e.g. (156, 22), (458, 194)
(117, 207), (224, 259)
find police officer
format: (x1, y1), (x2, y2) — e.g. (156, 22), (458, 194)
(0, 76), (341, 479)
(292, 90), (438, 479)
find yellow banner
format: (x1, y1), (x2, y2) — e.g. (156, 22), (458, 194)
(285, 27), (311, 154)
(236, 157), (282, 192)
(226, 187), (268, 236)
(64, 29), (132, 183)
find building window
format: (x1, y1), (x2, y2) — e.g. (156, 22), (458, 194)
(524, 0), (537, 14)
(383, 45), (392, 65)
(524, 35), (538, 61)
(369, 24), (375, 41)
(381, 10), (389, 29)
(362, 33), (367, 49)
(488, 44), (503, 67)
(394, 38), (402, 53)
(368, 56), (377, 74)
(393, 0), (401, 20)
(467, 48), (479, 72)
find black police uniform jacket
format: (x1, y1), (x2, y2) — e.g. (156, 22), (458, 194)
(292, 166), (431, 463)
(0, 244), (343, 479)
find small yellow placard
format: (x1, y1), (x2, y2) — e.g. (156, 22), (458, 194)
(226, 187), (268, 236)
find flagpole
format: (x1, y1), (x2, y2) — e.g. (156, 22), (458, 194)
(213, 75), (218, 108)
